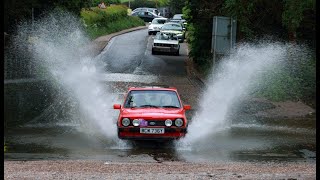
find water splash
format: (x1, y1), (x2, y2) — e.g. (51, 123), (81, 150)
(14, 10), (118, 139)
(177, 42), (295, 148)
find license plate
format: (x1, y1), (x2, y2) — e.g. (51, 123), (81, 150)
(159, 48), (170, 52)
(140, 128), (164, 134)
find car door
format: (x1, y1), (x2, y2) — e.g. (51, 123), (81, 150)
(138, 11), (146, 21)
(145, 11), (155, 22)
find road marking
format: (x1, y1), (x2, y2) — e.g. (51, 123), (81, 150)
(102, 37), (115, 53)
(144, 35), (152, 56)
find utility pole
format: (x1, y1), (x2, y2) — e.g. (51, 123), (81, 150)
(129, 0), (131, 9)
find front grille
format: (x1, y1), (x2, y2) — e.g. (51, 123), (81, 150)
(154, 43), (175, 47)
(148, 120), (165, 126)
(147, 119), (184, 126)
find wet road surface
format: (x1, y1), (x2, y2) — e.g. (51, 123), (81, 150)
(4, 29), (316, 163)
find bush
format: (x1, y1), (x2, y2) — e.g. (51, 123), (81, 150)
(80, 5), (145, 39)
(252, 52), (316, 105)
(81, 5), (128, 26)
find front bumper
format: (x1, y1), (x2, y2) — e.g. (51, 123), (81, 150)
(152, 46), (179, 53)
(148, 29), (160, 33)
(148, 29), (160, 34)
(177, 35), (184, 42)
(118, 127), (187, 140)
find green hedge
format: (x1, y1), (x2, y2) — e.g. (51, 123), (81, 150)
(252, 53), (316, 106)
(81, 5), (145, 39)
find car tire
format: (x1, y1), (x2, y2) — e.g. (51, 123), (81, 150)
(148, 32), (151, 35)
(152, 49), (155, 55)
(175, 51), (179, 56)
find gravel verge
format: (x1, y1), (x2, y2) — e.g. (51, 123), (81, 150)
(4, 160), (316, 179)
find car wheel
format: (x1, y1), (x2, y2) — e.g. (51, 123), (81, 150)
(148, 32), (151, 35)
(152, 49), (155, 55)
(175, 51), (179, 56)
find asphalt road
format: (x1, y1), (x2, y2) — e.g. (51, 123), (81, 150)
(100, 29), (189, 76)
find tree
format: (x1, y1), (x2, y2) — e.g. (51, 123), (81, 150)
(282, 0), (315, 42)
(4, 0), (92, 33)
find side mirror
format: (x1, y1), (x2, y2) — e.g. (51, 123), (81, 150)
(113, 104), (121, 109)
(183, 105), (191, 110)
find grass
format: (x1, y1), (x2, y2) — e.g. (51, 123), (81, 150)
(81, 5), (145, 39)
(119, 0), (133, 2)
(84, 16), (145, 39)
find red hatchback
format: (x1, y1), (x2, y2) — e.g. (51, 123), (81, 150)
(113, 86), (191, 141)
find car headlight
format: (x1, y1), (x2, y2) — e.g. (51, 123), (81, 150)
(122, 118), (130, 126)
(132, 119), (140, 126)
(175, 118), (183, 127)
(165, 119), (172, 127)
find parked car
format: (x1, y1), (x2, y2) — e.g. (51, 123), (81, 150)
(113, 86), (191, 141)
(148, 18), (168, 35)
(160, 22), (185, 42)
(170, 14), (187, 24)
(152, 32), (180, 55)
(132, 7), (160, 16)
(169, 14), (187, 30)
(131, 10), (163, 22)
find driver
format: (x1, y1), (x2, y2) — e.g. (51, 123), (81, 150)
(132, 94), (146, 107)
(160, 95), (173, 106)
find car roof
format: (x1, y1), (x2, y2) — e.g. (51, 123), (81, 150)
(153, 17), (167, 20)
(164, 22), (181, 25)
(133, 7), (158, 12)
(163, 22), (182, 26)
(128, 86), (177, 91)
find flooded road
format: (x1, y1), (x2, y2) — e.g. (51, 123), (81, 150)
(4, 29), (316, 164)
(5, 115), (316, 163)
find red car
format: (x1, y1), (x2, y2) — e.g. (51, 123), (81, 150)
(113, 86), (191, 141)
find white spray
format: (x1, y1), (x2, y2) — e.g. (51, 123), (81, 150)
(14, 10), (118, 139)
(179, 42), (290, 146)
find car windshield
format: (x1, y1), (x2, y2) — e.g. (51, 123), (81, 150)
(173, 14), (183, 19)
(152, 19), (167, 24)
(161, 24), (182, 31)
(155, 33), (178, 40)
(124, 90), (181, 108)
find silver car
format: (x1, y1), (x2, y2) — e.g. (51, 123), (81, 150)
(148, 18), (168, 35)
(152, 32), (180, 56)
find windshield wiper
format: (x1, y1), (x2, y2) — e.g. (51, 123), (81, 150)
(139, 105), (159, 108)
(161, 105), (179, 108)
